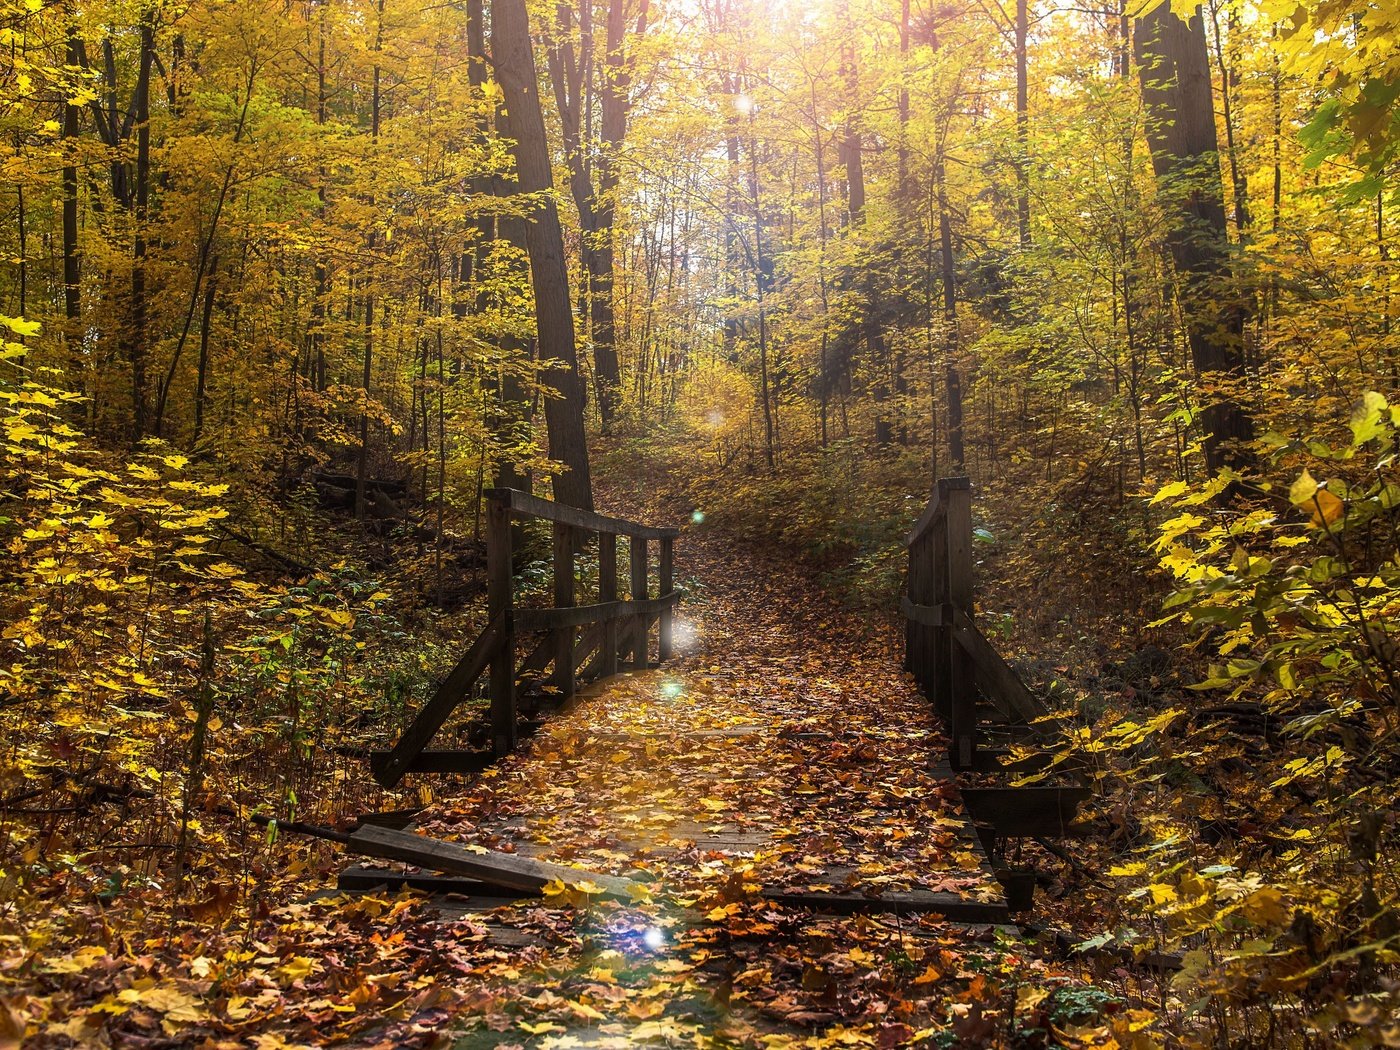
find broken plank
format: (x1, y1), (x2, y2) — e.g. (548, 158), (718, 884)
(764, 888), (1009, 924)
(345, 824), (642, 899)
(353, 808), (421, 831)
(338, 863), (498, 896)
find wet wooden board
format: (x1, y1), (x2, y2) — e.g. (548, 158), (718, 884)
(345, 824), (642, 899)
(765, 888), (1009, 923)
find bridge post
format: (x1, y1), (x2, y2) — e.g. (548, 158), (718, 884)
(599, 532), (619, 677)
(553, 523), (576, 700)
(630, 537), (649, 669)
(487, 493), (516, 757)
(944, 481), (977, 770)
(929, 502), (952, 724)
(659, 537), (674, 660)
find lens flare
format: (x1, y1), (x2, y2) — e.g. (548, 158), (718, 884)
(643, 927), (666, 950)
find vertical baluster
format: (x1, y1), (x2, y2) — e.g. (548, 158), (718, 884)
(945, 480), (976, 770)
(599, 531), (619, 677)
(553, 522), (575, 700)
(630, 536), (649, 669)
(659, 536), (674, 660)
(487, 493), (516, 757)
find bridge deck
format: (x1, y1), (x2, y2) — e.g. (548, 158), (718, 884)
(346, 536), (1006, 925)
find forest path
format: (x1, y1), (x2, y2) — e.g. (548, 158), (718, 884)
(371, 507), (1013, 1046)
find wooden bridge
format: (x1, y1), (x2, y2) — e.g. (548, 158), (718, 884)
(370, 488), (681, 786)
(342, 478), (1089, 922)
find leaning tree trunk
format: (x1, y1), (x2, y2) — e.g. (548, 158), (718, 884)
(1134, 1), (1253, 474)
(492, 0), (594, 511)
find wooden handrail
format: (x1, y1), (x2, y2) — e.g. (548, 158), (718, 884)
(902, 476), (1059, 770)
(375, 490), (682, 784)
(514, 592), (680, 632)
(484, 487), (681, 540)
(905, 476), (970, 547)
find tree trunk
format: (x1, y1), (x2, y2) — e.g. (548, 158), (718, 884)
(936, 162), (965, 473)
(356, 0), (385, 521)
(492, 0), (594, 511)
(840, 31), (892, 447)
(1134, 1), (1254, 474)
(128, 13), (154, 440)
(1014, 0), (1030, 247)
(61, 10), (81, 337)
(589, 0), (646, 427)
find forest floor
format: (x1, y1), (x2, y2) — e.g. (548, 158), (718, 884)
(10, 484), (1161, 1049)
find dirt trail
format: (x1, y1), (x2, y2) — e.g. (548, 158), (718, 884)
(401, 516), (1010, 1046)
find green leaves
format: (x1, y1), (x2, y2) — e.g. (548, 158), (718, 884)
(1350, 391), (1393, 447)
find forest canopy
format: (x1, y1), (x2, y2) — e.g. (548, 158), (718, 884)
(1, 0), (1398, 1044)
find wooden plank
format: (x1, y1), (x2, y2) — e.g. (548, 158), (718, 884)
(764, 888), (1009, 924)
(659, 537), (675, 660)
(630, 536), (649, 670)
(904, 475), (969, 547)
(929, 512), (953, 724)
(571, 621), (605, 674)
(952, 610), (1048, 725)
(900, 596), (948, 627)
(598, 532), (619, 677)
(553, 523), (575, 700)
(487, 495), (516, 758)
(515, 635), (554, 683)
(945, 484), (977, 770)
(338, 864), (500, 897)
(960, 786), (1091, 838)
(512, 592), (680, 632)
(371, 617), (504, 787)
(345, 824), (642, 899)
(352, 809), (420, 831)
(485, 487), (679, 540)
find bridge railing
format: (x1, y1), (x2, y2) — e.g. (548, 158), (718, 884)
(903, 477), (1050, 771)
(371, 490), (679, 787)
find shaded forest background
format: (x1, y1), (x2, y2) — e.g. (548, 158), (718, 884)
(1, 0), (1398, 1044)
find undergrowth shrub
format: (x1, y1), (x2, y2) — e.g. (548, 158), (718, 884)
(1062, 391), (1400, 1046)
(0, 341), (443, 941)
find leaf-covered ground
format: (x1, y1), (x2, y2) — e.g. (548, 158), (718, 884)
(4, 509), (1160, 1049)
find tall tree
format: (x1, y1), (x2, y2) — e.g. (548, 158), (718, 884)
(547, 0), (648, 429)
(492, 0), (594, 510)
(1135, 1), (1253, 473)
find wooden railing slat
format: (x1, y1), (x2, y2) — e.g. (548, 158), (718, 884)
(951, 610), (1050, 726)
(659, 536), (675, 660)
(512, 592), (680, 632)
(630, 537), (649, 669)
(904, 476), (969, 547)
(371, 615), (505, 787)
(553, 523), (576, 700)
(598, 532), (619, 677)
(485, 487), (680, 540)
(487, 495), (516, 758)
